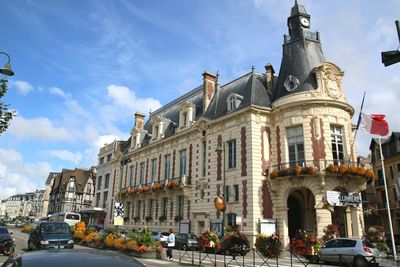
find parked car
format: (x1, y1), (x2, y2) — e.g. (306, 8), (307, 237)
(150, 231), (169, 246)
(15, 221), (24, 227)
(1, 249), (145, 267)
(27, 222), (74, 250)
(319, 238), (381, 267)
(0, 226), (15, 255)
(175, 233), (199, 251)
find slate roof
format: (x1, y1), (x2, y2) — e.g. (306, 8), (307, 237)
(50, 168), (93, 194)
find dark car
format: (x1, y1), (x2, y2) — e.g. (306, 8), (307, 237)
(175, 233), (199, 251)
(27, 222), (73, 250)
(1, 249), (145, 267)
(0, 227), (13, 242)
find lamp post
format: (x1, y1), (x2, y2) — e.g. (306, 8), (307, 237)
(215, 141), (226, 238)
(0, 51), (14, 76)
(381, 20), (400, 67)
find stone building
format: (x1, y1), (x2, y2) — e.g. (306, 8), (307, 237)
(370, 132), (400, 237)
(103, 1), (368, 245)
(48, 168), (96, 214)
(42, 172), (58, 217)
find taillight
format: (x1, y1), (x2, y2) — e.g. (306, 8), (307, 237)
(363, 247), (372, 253)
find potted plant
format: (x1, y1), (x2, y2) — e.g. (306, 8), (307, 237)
(221, 230), (250, 256)
(199, 230), (220, 253)
(158, 215), (166, 222)
(145, 216), (152, 222)
(174, 215), (182, 222)
(255, 233), (283, 258)
(133, 216), (140, 223)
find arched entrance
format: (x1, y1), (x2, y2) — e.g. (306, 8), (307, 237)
(287, 187), (316, 238)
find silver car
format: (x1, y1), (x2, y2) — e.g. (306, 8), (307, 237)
(319, 238), (381, 267)
(150, 231), (169, 247)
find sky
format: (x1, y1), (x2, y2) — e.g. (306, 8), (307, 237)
(0, 0), (399, 200)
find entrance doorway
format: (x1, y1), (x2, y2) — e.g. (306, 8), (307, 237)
(287, 187), (316, 238)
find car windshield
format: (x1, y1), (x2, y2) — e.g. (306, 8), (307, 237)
(0, 228), (8, 234)
(41, 224), (70, 234)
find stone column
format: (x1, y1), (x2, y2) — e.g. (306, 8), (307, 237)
(275, 206), (289, 246)
(316, 207), (332, 237)
(345, 206), (353, 237)
(351, 206), (364, 238)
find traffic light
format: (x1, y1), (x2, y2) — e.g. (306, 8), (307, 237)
(382, 50), (400, 67)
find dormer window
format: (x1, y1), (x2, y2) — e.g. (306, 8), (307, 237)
(179, 102), (195, 130)
(227, 94), (243, 112)
(154, 125), (159, 139)
(150, 115), (165, 141)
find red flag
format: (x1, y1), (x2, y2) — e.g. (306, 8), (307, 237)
(360, 113), (389, 136)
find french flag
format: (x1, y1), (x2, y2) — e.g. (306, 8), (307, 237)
(359, 113), (389, 136)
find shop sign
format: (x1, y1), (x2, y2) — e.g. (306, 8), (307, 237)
(326, 191), (362, 207)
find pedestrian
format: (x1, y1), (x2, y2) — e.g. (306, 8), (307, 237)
(166, 228), (175, 261)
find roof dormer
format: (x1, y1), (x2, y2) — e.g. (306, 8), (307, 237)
(227, 93), (244, 112)
(150, 115), (167, 142)
(178, 101), (196, 131)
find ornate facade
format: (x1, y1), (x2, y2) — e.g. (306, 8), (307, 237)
(102, 2), (368, 245)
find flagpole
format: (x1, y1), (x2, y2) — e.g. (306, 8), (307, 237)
(378, 135), (397, 261)
(350, 91), (366, 165)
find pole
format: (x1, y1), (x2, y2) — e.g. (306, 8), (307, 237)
(378, 136), (397, 261)
(222, 142), (226, 238)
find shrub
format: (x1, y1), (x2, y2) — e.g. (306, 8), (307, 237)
(364, 225), (389, 251)
(222, 231), (250, 256)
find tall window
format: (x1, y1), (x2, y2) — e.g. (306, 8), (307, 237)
(126, 202), (131, 220)
(99, 157), (104, 165)
(179, 149), (187, 177)
(182, 112), (187, 127)
(234, 184), (240, 201)
(137, 201), (142, 218)
(154, 126), (159, 139)
(102, 191), (108, 208)
(331, 125), (344, 164)
(162, 197), (168, 218)
(148, 199), (154, 217)
(202, 141), (207, 177)
(151, 158), (157, 182)
(287, 125), (305, 167)
(225, 186), (230, 202)
(97, 176), (102, 190)
(164, 154), (171, 180)
(140, 162), (146, 184)
(129, 166), (134, 187)
(105, 174), (110, 189)
(107, 154), (112, 162)
(228, 140), (237, 169)
(96, 193), (101, 206)
(178, 196), (184, 218)
(229, 97), (236, 111)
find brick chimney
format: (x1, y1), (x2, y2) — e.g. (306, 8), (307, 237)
(265, 63), (275, 95)
(202, 71), (218, 112)
(134, 112), (145, 129)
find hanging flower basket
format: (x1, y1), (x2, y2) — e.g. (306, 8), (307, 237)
(222, 231), (250, 256)
(199, 230), (220, 252)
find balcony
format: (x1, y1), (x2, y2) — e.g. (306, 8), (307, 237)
(269, 160), (374, 180)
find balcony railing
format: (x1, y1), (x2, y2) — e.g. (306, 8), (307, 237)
(269, 160), (374, 180)
(119, 176), (192, 196)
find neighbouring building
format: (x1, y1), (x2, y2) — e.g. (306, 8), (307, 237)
(93, 140), (126, 227)
(100, 1), (368, 245)
(31, 190), (45, 219)
(48, 168), (96, 214)
(370, 132), (400, 237)
(42, 172), (58, 218)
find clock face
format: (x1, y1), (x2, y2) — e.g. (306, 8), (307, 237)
(300, 17), (310, 27)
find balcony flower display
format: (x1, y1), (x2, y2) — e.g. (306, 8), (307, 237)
(199, 229), (220, 251)
(325, 164), (375, 180)
(254, 234), (283, 258)
(158, 215), (166, 222)
(364, 225), (389, 251)
(290, 230), (321, 255)
(166, 180), (179, 189)
(139, 186), (150, 193)
(270, 166), (317, 178)
(145, 216), (152, 222)
(151, 183), (163, 191)
(222, 230), (250, 256)
(119, 189), (128, 196)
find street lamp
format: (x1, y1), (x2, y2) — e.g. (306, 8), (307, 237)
(381, 20), (400, 67)
(215, 141), (226, 237)
(0, 51), (14, 76)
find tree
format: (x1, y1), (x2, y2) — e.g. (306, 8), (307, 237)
(0, 78), (15, 134)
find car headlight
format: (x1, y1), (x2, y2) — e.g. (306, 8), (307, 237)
(40, 240), (49, 245)
(68, 240), (74, 244)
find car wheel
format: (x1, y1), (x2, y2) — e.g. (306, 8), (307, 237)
(353, 256), (368, 267)
(3, 245), (14, 256)
(182, 244), (187, 251)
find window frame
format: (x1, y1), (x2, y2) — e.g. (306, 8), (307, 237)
(227, 139), (237, 169)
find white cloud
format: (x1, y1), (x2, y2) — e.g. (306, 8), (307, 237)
(107, 84), (162, 114)
(49, 86), (71, 99)
(10, 80), (34, 95)
(0, 148), (51, 200)
(8, 116), (73, 141)
(41, 150), (83, 165)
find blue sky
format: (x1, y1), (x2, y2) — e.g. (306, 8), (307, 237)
(0, 0), (399, 199)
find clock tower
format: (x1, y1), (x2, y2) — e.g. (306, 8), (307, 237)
(274, 0), (325, 100)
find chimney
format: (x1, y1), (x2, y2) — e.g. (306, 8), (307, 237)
(202, 71), (218, 112)
(264, 63), (275, 95)
(134, 112), (145, 129)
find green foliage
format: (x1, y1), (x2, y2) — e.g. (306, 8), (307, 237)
(0, 79), (15, 134)
(222, 231), (250, 256)
(126, 230), (153, 247)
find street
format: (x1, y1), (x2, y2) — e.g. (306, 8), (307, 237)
(1, 227), (399, 267)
